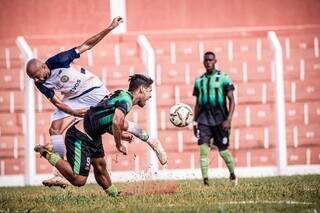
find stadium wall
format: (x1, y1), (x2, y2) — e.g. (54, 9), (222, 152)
(0, 0), (110, 39)
(1, 0), (320, 38)
(127, 0), (320, 31)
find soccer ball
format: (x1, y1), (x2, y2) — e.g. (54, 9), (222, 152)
(169, 103), (193, 127)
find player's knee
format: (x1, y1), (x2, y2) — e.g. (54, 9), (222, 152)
(71, 177), (87, 187)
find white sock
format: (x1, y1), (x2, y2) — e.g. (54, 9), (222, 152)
(50, 135), (65, 158)
(127, 121), (149, 142)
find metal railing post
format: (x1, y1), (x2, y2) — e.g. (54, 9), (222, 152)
(268, 31), (287, 175)
(16, 36), (36, 185)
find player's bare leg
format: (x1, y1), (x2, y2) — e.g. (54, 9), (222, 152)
(35, 143), (86, 188)
(42, 116), (81, 188)
(42, 116), (78, 188)
(49, 116), (77, 156)
(91, 158), (119, 197)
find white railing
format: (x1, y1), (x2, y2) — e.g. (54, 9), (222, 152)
(137, 35), (159, 174)
(15, 36), (36, 185)
(268, 31), (288, 175)
(1, 32), (319, 187)
(110, 0), (127, 34)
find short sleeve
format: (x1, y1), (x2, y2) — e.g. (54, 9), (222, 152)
(35, 82), (55, 99)
(223, 74), (235, 93)
(115, 93), (132, 115)
(116, 101), (132, 115)
(45, 48), (80, 70)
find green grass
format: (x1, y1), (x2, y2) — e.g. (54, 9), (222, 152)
(1, 175), (319, 212)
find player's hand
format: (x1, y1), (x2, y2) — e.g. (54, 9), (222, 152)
(116, 143), (127, 155)
(73, 108), (88, 117)
(109, 16), (123, 29)
(122, 132), (134, 143)
(222, 119), (231, 130)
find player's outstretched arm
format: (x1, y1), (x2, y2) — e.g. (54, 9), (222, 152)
(76, 16), (123, 54)
(50, 95), (87, 117)
(112, 108), (128, 155)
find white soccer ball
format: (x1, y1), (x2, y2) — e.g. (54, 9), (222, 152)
(169, 103), (193, 127)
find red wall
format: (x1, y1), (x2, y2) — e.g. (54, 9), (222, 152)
(1, 0), (320, 39)
(127, 0), (320, 31)
(0, 0), (110, 39)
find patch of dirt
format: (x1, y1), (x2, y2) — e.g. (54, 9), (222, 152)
(120, 181), (178, 196)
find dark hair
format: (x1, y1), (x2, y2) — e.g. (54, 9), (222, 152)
(204, 51), (216, 58)
(128, 74), (153, 92)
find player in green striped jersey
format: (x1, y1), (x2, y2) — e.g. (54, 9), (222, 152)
(35, 74), (167, 197)
(193, 52), (237, 186)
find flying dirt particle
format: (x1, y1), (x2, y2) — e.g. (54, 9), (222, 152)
(120, 181), (178, 197)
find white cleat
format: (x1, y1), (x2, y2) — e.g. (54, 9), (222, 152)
(42, 175), (69, 189)
(148, 138), (168, 165)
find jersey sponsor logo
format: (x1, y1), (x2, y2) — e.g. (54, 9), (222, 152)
(69, 79), (81, 93)
(60, 75), (69, 83)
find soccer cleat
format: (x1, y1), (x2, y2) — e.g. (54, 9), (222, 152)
(203, 177), (210, 186)
(229, 173), (238, 186)
(42, 175), (69, 189)
(148, 139), (168, 165)
(34, 144), (54, 158)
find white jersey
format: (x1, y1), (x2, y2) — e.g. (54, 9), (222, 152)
(35, 48), (104, 100)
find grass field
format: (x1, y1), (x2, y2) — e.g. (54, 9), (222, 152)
(1, 175), (319, 212)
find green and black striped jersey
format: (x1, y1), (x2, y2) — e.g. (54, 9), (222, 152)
(84, 90), (133, 139)
(193, 70), (234, 126)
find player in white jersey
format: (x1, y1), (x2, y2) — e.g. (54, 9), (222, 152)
(26, 17), (123, 188)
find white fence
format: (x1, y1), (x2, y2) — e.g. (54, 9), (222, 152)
(0, 31), (319, 187)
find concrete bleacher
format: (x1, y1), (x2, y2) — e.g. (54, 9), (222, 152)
(0, 28), (319, 175)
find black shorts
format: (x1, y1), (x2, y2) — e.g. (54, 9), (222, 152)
(65, 123), (104, 177)
(197, 123), (230, 151)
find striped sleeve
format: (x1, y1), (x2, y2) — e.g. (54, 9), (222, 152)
(222, 74), (235, 92)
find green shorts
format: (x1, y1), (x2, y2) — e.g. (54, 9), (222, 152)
(197, 123), (230, 151)
(65, 123), (104, 176)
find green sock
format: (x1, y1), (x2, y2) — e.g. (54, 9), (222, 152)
(45, 152), (61, 166)
(105, 184), (118, 197)
(219, 150), (235, 174)
(200, 143), (209, 179)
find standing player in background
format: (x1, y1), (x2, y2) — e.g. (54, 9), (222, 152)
(26, 17), (124, 187)
(34, 74), (167, 197)
(192, 51), (237, 186)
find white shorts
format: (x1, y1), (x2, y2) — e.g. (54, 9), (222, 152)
(51, 86), (109, 121)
